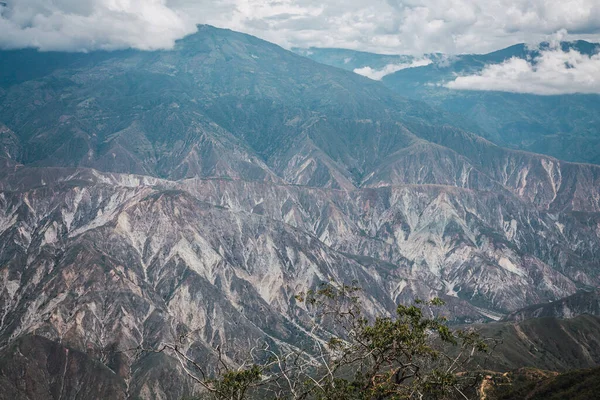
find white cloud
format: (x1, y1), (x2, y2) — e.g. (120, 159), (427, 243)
(446, 41), (600, 95)
(0, 0), (197, 51)
(0, 0), (600, 54)
(353, 58), (433, 80)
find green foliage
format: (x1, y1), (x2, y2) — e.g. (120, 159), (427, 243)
(208, 366), (262, 400)
(195, 281), (489, 399)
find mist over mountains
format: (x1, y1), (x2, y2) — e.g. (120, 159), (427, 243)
(0, 25), (599, 399)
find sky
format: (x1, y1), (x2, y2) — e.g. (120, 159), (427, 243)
(0, 0), (599, 94)
(0, 0), (599, 54)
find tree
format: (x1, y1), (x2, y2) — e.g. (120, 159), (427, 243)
(138, 281), (494, 399)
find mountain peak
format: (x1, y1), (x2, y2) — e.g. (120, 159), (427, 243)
(2, 25), (600, 400)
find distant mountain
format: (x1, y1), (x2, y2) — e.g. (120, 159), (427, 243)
(1, 26), (600, 398)
(294, 41), (600, 165)
(291, 47), (422, 71)
(0, 26), (471, 189)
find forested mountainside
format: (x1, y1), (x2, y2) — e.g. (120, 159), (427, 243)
(0, 26), (599, 399)
(295, 42), (600, 165)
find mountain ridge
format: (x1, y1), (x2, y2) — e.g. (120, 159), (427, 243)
(0, 26), (599, 399)
(294, 40), (600, 166)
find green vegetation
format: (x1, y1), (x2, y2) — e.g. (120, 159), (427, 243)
(296, 43), (600, 166)
(484, 367), (600, 400)
(181, 283), (600, 399)
(173, 282), (492, 399)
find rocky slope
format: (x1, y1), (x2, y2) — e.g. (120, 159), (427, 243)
(0, 335), (127, 400)
(475, 315), (600, 372)
(504, 289), (600, 321)
(0, 164), (599, 398)
(0, 26), (599, 399)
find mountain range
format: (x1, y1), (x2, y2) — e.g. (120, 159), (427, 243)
(0, 26), (599, 399)
(294, 41), (600, 165)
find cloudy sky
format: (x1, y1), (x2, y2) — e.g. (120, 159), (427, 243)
(1, 0), (599, 94)
(0, 0), (599, 54)
(445, 35), (600, 95)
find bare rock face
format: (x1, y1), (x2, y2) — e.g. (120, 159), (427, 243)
(0, 26), (599, 399)
(1, 166), (599, 398)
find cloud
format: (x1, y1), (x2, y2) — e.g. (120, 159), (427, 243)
(446, 41), (600, 95)
(0, 0), (197, 51)
(0, 0), (600, 54)
(354, 58), (433, 80)
(227, 0), (600, 54)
